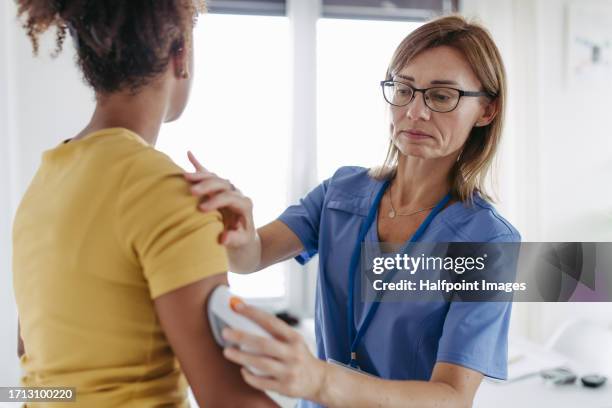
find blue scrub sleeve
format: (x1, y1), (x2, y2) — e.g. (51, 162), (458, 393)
(436, 233), (520, 380)
(435, 301), (511, 379)
(277, 179), (330, 264)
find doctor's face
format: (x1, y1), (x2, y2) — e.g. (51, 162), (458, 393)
(388, 45), (494, 161)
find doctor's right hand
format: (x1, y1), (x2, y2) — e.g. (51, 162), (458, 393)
(184, 151), (257, 249)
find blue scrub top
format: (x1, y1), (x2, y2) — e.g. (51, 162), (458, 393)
(278, 166), (521, 408)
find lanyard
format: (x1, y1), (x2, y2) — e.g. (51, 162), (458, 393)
(346, 180), (451, 368)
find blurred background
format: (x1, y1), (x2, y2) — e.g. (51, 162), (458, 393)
(1, 0), (612, 406)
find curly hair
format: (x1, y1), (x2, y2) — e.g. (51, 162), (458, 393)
(17, 0), (206, 94)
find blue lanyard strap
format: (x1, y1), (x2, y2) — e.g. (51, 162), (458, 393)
(346, 181), (451, 368)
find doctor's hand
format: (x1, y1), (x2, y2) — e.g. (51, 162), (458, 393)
(184, 151), (256, 248)
(221, 302), (327, 402)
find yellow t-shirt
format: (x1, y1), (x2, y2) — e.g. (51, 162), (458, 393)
(12, 128), (228, 407)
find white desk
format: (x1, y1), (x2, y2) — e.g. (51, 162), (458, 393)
(185, 329), (612, 408)
(474, 337), (612, 408)
(475, 377), (611, 408)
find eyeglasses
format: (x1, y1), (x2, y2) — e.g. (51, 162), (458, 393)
(380, 80), (495, 113)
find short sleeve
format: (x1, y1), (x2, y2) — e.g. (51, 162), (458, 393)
(277, 179), (330, 265)
(436, 233), (520, 379)
(117, 150), (228, 299)
(435, 301), (511, 379)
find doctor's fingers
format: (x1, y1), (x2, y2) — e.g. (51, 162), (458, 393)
(189, 176), (237, 198)
(222, 328), (292, 361)
(198, 191), (253, 216)
(184, 169), (222, 184)
(234, 304), (300, 344)
(184, 171), (211, 182)
(219, 208), (247, 227)
(223, 347), (285, 379)
(187, 150), (207, 173)
(220, 228), (252, 246)
(240, 368), (283, 394)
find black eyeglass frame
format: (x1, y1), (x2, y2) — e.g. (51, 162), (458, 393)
(380, 80), (497, 113)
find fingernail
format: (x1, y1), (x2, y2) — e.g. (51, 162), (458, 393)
(222, 328), (230, 339)
(230, 296), (245, 312)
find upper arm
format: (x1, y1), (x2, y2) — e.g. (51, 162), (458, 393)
(257, 220), (304, 271)
(118, 153), (276, 406)
(154, 274), (277, 408)
(430, 362), (483, 407)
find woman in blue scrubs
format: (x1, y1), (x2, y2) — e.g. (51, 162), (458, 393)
(186, 15), (519, 407)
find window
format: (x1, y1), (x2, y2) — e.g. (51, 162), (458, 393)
(317, 18), (422, 180)
(158, 13), (290, 301)
(322, 0), (457, 20)
(159, 1), (453, 310)
(207, 0), (286, 15)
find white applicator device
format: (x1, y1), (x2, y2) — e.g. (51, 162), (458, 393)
(207, 285), (271, 375)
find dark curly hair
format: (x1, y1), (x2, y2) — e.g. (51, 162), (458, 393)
(17, 0), (206, 94)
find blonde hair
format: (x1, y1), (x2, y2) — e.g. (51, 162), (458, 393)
(371, 15), (507, 204)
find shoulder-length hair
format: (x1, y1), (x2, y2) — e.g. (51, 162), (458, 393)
(371, 15), (507, 205)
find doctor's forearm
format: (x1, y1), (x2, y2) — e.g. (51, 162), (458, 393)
(227, 221), (304, 273)
(315, 363), (471, 408)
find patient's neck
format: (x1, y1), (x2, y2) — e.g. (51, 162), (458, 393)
(73, 87), (169, 146)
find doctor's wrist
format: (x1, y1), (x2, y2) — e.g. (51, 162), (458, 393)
(309, 359), (332, 405)
(226, 232), (261, 273)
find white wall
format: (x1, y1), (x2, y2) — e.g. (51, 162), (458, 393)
(9, 8), (94, 191)
(462, 0), (612, 343)
(535, 0), (612, 241)
(0, 1), (95, 384)
(0, 0), (20, 386)
(531, 0), (612, 342)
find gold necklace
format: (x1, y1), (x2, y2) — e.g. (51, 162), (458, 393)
(387, 183), (436, 219)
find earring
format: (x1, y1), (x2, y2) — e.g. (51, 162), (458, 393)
(174, 44), (189, 78)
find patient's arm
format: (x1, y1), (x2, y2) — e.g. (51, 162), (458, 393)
(154, 273), (278, 408)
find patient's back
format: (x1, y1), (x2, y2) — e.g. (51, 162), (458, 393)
(13, 127), (228, 407)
